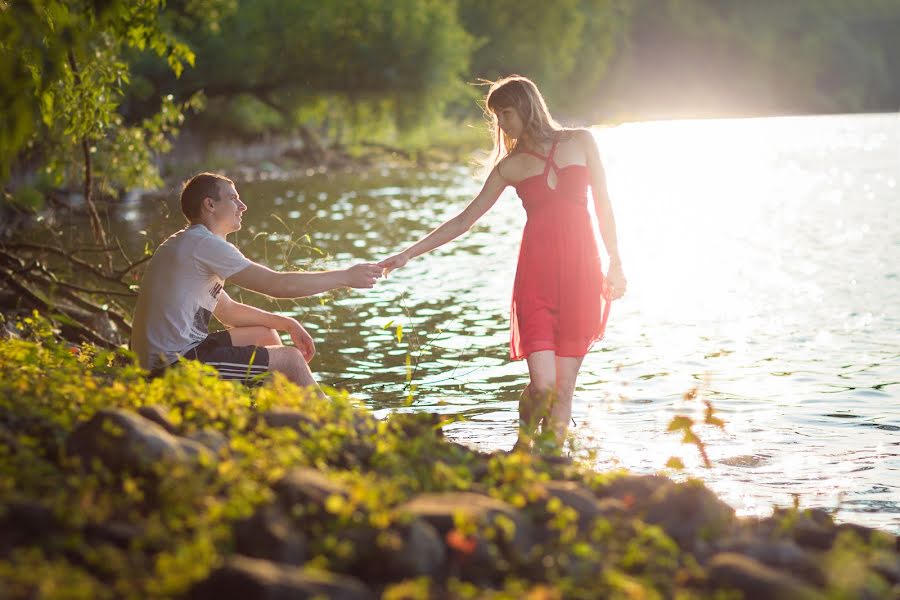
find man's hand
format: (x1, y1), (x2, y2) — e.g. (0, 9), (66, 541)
(344, 263), (383, 289)
(285, 318), (316, 362)
(378, 252), (409, 277)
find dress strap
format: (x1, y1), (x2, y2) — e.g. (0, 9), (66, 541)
(543, 140), (560, 175)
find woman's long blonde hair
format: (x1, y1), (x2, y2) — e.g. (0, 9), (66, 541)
(485, 75), (562, 166)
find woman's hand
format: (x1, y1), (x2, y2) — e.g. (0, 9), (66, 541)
(285, 318), (316, 362)
(378, 252), (410, 277)
(606, 262), (627, 300)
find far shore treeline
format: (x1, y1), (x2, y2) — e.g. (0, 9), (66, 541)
(3, 0), (900, 202)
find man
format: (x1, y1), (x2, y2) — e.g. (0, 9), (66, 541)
(131, 172), (382, 394)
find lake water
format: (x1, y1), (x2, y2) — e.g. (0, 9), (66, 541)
(118, 113), (900, 532)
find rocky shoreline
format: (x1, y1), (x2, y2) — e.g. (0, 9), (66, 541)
(1, 327), (898, 599)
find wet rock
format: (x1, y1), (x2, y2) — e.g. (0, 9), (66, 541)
(233, 504), (305, 566)
(186, 428), (229, 454)
(707, 552), (821, 600)
(644, 480), (735, 554)
(190, 555), (374, 600)
(718, 538), (826, 587)
(66, 409), (207, 474)
(136, 405), (178, 434)
(398, 492), (535, 582)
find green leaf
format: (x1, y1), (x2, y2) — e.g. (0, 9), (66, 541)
(665, 457), (685, 470)
(395, 324), (403, 344)
(667, 415), (693, 432)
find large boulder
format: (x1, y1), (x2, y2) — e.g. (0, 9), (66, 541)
(267, 468), (445, 581)
(136, 405), (179, 434)
(397, 492), (536, 583)
(594, 474), (674, 511)
(190, 555), (375, 600)
(66, 409), (210, 474)
(536, 480), (627, 534)
(233, 504), (306, 566)
(273, 467), (350, 508)
(717, 537), (826, 587)
(707, 552), (822, 600)
(644, 480), (735, 554)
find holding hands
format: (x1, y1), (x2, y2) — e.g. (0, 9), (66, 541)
(378, 251), (410, 277)
(343, 263), (384, 288)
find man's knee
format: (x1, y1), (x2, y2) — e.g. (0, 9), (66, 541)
(263, 328), (281, 346)
(268, 345), (306, 371)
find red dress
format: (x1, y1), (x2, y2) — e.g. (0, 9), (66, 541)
(509, 139), (611, 360)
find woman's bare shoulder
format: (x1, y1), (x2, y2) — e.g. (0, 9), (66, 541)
(496, 153), (531, 182)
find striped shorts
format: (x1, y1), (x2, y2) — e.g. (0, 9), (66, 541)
(182, 330), (270, 385)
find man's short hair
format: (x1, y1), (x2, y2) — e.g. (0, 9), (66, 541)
(180, 172), (234, 221)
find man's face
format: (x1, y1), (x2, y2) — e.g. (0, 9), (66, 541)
(211, 182), (247, 234)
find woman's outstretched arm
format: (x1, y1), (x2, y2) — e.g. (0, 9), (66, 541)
(379, 167), (509, 273)
(582, 129), (627, 299)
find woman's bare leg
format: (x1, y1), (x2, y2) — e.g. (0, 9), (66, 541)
(514, 350), (556, 450)
(548, 355), (584, 445)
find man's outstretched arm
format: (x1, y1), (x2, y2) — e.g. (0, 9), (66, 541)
(229, 262), (382, 299)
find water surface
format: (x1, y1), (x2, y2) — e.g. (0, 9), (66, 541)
(118, 113), (900, 532)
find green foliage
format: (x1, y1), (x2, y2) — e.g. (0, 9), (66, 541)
(458, 0), (630, 119)
(1, 313), (897, 599)
(0, 0), (229, 187)
(144, 0), (474, 139)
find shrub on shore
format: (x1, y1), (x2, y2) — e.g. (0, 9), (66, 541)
(1, 314), (898, 599)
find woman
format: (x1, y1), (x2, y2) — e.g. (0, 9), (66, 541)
(379, 75), (626, 451)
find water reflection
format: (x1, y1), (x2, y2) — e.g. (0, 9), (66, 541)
(102, 114), (900, 532)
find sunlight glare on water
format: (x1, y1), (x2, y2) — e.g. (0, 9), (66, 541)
(117, 113), (900, 532)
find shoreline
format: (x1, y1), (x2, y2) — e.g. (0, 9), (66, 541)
(1, 322), (899, 598)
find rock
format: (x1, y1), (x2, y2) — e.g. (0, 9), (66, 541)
(596, 474), (674, 510)
(358, 518), (446, 582)
(386, 412), (444, 439)
(767, 508), (837, 550)
(872, 551), (900, 585)
(186, 428), (229, 454)
(233, 505), (305, 566)
(83, 520), (142, 549)
(644, 480), (735, 554)
(66, 409), (208, 474)
(548, 481), (624, 522)
(718, 538), (826, 587)
(190, 555), (375, 600)
(273, 467), (349, 508)
(0, 501), (55, 554)
(256, 408), (318, 432)
(137, 405), (178, 435)
(707, 553), (821, 600)
(397, 492), (535, 583)
(136, 405), (178, 434)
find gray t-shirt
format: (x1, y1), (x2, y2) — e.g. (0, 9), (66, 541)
(131, 224), (251, 369)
